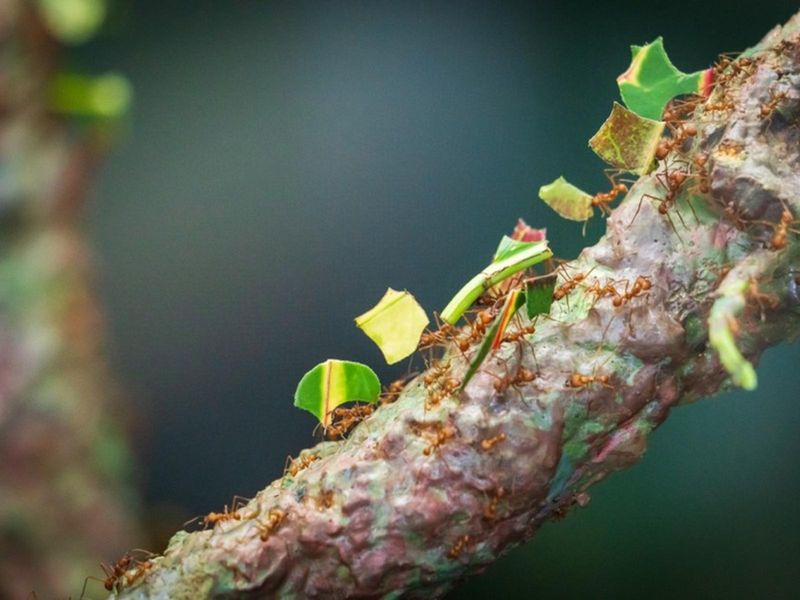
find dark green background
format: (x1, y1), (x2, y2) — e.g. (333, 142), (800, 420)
(78, 1), (800, 597)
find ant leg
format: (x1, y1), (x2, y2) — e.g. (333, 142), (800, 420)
(629, 193), (661, 227)
(80, 576), (108, 600)
(662, 208), (685, 244)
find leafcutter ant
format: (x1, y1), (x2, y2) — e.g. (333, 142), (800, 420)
(448, 535), (470, 559)
(483, 487), (506, 520)
(184, 496), (254, 530)
(480, 432), (506, 451)
(422, 422), (458, 456)
(257, 508), (286, 542)
(80, 550), (153, 599)
(286, 452), (320, 476)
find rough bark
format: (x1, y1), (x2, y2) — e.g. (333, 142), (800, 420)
(114, 13), (800, 600)
(0, 2), (141, 598)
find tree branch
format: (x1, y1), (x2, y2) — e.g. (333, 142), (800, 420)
(114, 12), (800, 599)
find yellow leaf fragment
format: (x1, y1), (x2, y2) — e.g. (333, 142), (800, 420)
(355, 288), (429, 364)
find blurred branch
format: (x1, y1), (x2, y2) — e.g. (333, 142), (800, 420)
(0, 1), (140, 597)
(116, 12), (800, 600)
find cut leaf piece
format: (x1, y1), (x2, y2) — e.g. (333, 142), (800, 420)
(441, 241), (551, 325)
(589, 102), (665, 175)
(294, 360), (381, 427)
(355, 288), (429, 364)
(708, 279), (757, 390)
(525, 273), (557, 319)
(493, 236), (538, 262)
(511, 218), (547, 242)
(491, 289), (525, 350)
(462, 290), (526, 390)
(538, 176), (593, 222)
(617, 37), (706, 120)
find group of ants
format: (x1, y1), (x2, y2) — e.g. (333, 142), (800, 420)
(72, 45), (799, 599)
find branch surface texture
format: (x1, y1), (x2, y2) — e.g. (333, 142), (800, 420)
(115, 13), (800, 599)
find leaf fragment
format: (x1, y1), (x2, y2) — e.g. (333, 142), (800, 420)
(355, 288), (429, 365)
(617, 37), (707, 120)
(36, 0), (107, 45)
(511, 218), (547, 242)
(538, 176), (594, 222)
(525, 273), (557, 319)
(490, 289), (525, 350)
(493, 236), (537, 262)
(461, 290), (525, 390)
(708, 279), (757, 390)
(294, 360), (381, 427)
(441, 241), (551, 325)
(588, 102), (665, 175)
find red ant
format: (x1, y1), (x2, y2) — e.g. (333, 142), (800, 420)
(493, 366), (536, 394)
(760, 90), (787, 119)
(480, 432), (506, 451)
(586, 275), (651, 308)
(184, 496), (253, 530)
(257, 508), (286, 541)
(448, 535), (470, 559)
(80, 550), (153, 596)
(286, 452), (320, 476)
(425, 376), (461, 409)
(750, 204), (798, 251)
(483, 487), (506, 520)
(565, 363), (614, 389)
(422, 422), (458, 455)
(591, 182), (628, 216)
(654, 122), (697, 161)
(631, 160), (695, 234)
(325, 403), (375, 439)
(553, 265), (594, 303)
(381, 374), (416, 404)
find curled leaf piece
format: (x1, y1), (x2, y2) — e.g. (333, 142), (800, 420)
(617, 37), (707, 120)
(355, 288), (429, 365)
(461, 290), (525, 390)
(589, 102), (665, 175)
(294, 360), (381, 427)
(493, 236), (538, 262)
(441, 241), (551, 325)
(708, 279), (757, 390)
(525, 273), (557, 319)
(538, 176), (593, 222)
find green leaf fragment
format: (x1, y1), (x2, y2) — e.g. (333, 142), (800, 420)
(493, 235), (539, 262)
(441, 241), (551, 325)
(538, 176), (593, 222)
(617, 37), (706, 120)
(36, 0), (107, 44)
(525, 273), (557, 319)
(589, 102), (665, 175)
(294, 359), (381, 427)
(355, 288), (429, 365)
(50, 72), (133, 119)
(708, 279), (757, 390)
(461, 290), (525, 390)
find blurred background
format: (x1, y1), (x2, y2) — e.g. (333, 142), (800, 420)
(6, 0), (800, 597)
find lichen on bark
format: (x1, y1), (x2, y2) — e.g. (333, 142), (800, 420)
(114, 13), (800, 600)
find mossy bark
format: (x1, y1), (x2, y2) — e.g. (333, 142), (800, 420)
(116, 13), (800, 600)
